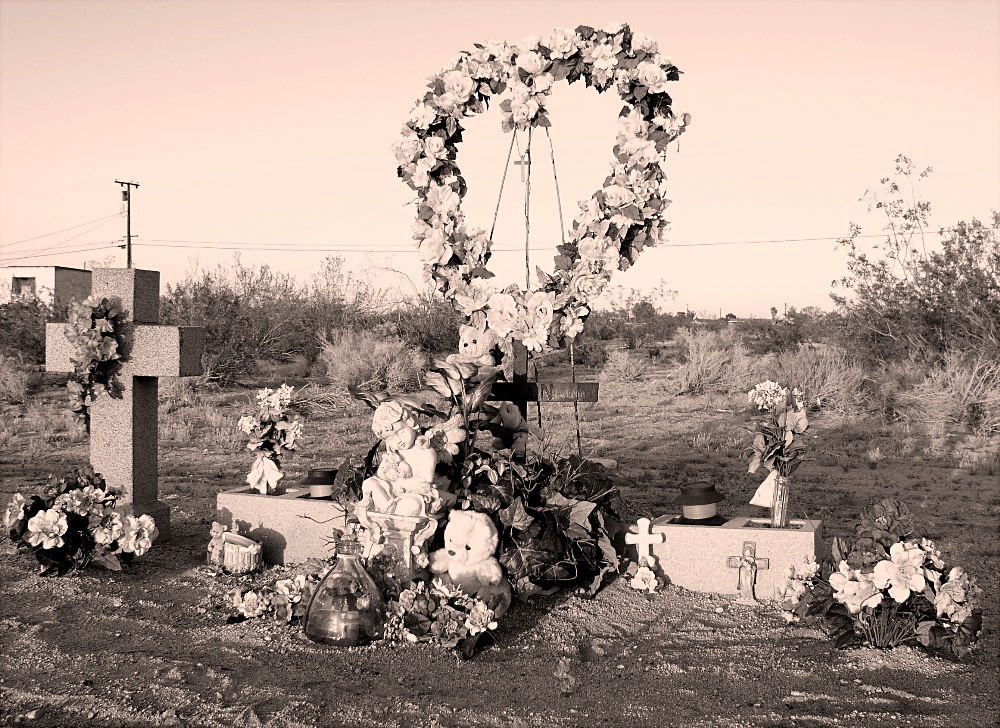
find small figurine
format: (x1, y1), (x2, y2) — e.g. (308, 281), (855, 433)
(207, 521), (228, 567)
(735, 543), (759, 605)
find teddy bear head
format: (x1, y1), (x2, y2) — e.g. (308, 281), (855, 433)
(457, 325), (497, 359)
(210, 521), (228, 539)
(442, 510), (499, 566)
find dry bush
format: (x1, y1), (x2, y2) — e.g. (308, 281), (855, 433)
(601, 349), (648, 383)
(161, 416), (195, 444)
(762, 346), (866, 415)
(0, 354), (32, 404)
(674, 328), (757, 394)
(895, 353), (1000, 433)
(312, 331), (427, 392)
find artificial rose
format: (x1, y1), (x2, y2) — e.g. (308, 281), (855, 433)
(602, 184), (634, 208)
(53, 489), (91, 516)
(392, 133), (422, 165)
(516, 51), (547, 76)
(617, 109), (649, 139)
(423, 136), (448, 160)
(486, 292), (520, 338)
(452, 279), (492, 316)
(570, 271), (610, 302)
(872, 541), (927, 603)
(464, 601), (498, 635)
(5, 493), (27, 529)
(631, 32), (658, 54)
(26, 509), (68, 550)
(636, 61), (670, 93)
(509, 90), (540, 126)
(544, 28), (578, 59)
(441, 69), (475, 103)
(410, 156), (436, 189)
(526, 290), (555, 326)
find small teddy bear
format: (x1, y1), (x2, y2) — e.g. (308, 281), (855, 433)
(446, 325), (499, 382)
(490, 401), (542, 459)
(207, 521), (228, 566)
(430, 510), (511, 617)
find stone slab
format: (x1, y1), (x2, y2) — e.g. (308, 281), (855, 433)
(216, 486), (349, 565)
(92, 268), (160, 322)
(650, 515), (823, 600)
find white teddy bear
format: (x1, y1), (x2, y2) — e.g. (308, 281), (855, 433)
(429, 510), (511, 617)
(446, 325), (499, 382)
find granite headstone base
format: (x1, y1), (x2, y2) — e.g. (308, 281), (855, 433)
(650, 515), (823, 600)
(216, 486), (348, 565)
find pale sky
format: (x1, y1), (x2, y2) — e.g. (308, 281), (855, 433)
(1, 0), (997, 317)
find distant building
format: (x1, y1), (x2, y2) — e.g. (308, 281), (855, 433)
(0, 266), (92, 308)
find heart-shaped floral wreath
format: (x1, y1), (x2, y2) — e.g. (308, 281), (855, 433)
(393, 23), (690, 356)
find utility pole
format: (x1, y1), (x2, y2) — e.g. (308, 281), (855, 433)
(115, 180), (139, 268)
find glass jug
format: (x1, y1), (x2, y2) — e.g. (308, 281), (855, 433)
(303, 539), (386, 646)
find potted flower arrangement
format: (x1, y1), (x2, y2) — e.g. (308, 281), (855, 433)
(777, 499), (983, 658)
(237, 384), (303, 494)
(4, 466), (157, 575)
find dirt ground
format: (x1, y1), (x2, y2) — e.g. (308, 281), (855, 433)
(1, 368), (998, 727)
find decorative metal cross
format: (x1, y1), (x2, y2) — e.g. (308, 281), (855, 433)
(625, 517), (665, 567)
(45, 268), (205, 540)
(727, 541), (770, 605)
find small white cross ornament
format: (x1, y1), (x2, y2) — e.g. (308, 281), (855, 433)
(626, 517), (665, 567)
(513, 155), (530, 182)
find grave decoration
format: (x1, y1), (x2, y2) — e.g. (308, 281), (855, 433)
(46, 268), (206, 540)
(671, 481), (727, 526)
(237, 384), (303, 495)
(63, 295), (127, 429)
(745, 382), (809, 527)
(778, 499), (983, 657)
(207, 522), (263, 574)
(394, 23), (689, 355)
(4, 466), (157, 575)
(348, 355), (628, 603)
(624, 517), (666, 593)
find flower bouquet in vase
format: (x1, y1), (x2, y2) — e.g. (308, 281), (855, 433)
(745, 383), (809, 527)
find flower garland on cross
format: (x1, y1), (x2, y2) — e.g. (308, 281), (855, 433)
(393, 23), (690, 359)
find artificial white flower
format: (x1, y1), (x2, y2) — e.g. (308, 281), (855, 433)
(872, 541), (927, 603)
(26, 509), (68, 550)
(4, 493), (27, 529)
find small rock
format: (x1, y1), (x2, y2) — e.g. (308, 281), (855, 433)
(714, 607), (725, 614)
(25, 709), (42, 719)
(162, 708), (177, 718)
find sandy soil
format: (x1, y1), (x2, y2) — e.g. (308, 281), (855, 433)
(1, 372), (998, 727)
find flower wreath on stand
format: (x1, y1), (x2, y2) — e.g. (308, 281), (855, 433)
(393, 22), (691, 359)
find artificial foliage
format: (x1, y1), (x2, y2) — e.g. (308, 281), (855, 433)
(778, 499), (983, 658)
(237, 385), (303, 494)
(4, 466), (157, 576)
(64, 296), (127, 429)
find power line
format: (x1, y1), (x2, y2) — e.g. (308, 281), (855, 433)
(1, 217), (121, 258)
(1, 213), (121, 248)
(0, 242), (120, 265)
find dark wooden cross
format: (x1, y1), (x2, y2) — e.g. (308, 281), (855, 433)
(727, 541), (770, 604)
(489, 339), (599, 429)
(46, 268), (205, 540)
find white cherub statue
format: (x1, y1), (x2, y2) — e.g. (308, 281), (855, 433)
(358, 401), (453, 521)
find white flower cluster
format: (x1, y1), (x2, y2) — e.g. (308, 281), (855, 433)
(747, 380), (788, 412)
(393, 24), (690, 353)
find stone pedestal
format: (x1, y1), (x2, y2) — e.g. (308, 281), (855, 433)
(216, 486), (348, 565)
(365, 511), (440, 583)
(650, 516), (823, 601)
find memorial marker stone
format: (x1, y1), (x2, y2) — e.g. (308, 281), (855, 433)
(45, 268), (205, 539)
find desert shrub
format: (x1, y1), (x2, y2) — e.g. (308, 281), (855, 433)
(601, 349), (647, 382)
(312, 331), (427, 391)
(0, 297), (63, 365)
(832, 156), (999, 363)
(761, 346), (865, 414)
(571, 336), (608, 367)
(386, 294), (462, 355)
(734, 318), (803, 355)
(675, 328), (758, 395)
(895, 352), (1000, 433)
(0, 354), (32, 404)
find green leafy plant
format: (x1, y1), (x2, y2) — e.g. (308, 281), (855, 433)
(4, 466), (157, 576)
(229, 558), (329, 623)
(383, 578), (498, 657)
(64, 296), (127, 429)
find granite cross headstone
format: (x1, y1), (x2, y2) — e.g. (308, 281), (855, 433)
(45, 268), (205, 539)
